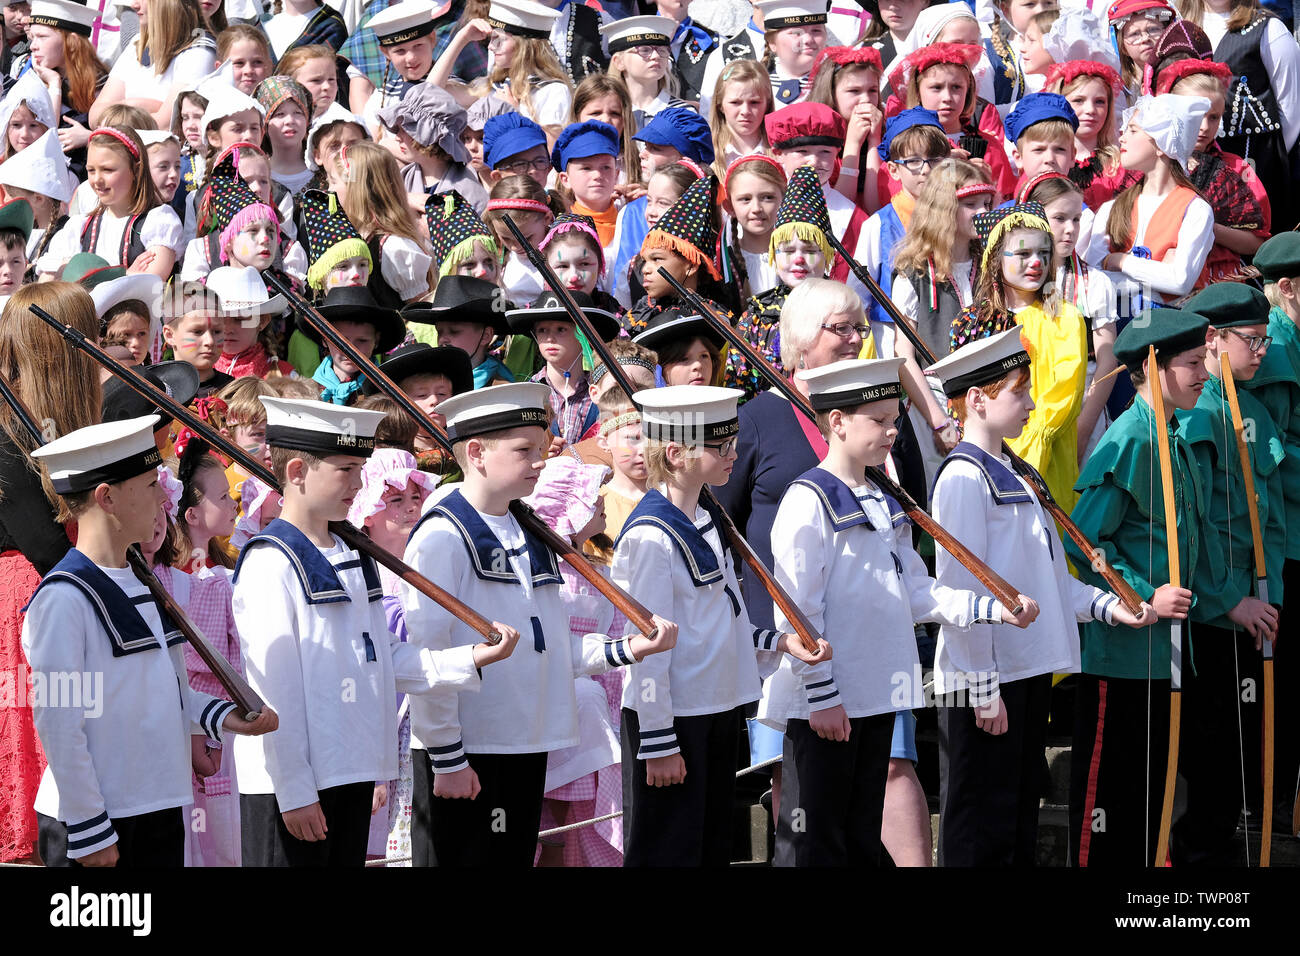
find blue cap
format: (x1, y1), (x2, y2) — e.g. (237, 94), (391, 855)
(484, 112), (548, 170)
(551, 119), (621, 171)
(877, 107), (944, 161)
(632, 107), (716, 165)
(1003, 92), (1079, 144)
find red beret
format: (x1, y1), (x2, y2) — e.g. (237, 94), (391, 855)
(764, 102), (846, 150)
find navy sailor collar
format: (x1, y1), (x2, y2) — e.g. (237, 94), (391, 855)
(414, 489), (562, 588)
(26, 548), (184, 657)
(234, 518), (383, 605)
(934, 441), (1035, 506)
(790, 466), (907, 532)
(616, 488), (725, 588)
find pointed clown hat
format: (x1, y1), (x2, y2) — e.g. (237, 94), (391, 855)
(639, 173), (721, 281)
(425, 189), (501, 277)
(300, 187), (373, 291)
(768, 163), (833, 267)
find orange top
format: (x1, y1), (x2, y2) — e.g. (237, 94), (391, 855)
(573, 200), (619, 249)
(1126, 185), (1196, 263)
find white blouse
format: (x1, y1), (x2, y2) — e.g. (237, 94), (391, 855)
(1083, 193), (1215, 301)
(378, 234), (433, 302)
(109, 39), (215, 101)
(39, 204), (184, 274)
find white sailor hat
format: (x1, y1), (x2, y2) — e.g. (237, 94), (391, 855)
(368, 0), (449, 46)
(259, 396), (387, 457)
(600, 15), (678, 53)
(198, 80), (265, 134)
(437, 381), (551, 442)
(488, 0), (561, 39)
(925, 327), (1031, 398)
(0, 128), (73, 202)
(633, 384), (743, 444)
(0, 69), (57, 133)
(796, 357), (905, 411)
(28, 0), (98, 36)
(91, 273), (162, 319)
(206, 265), (287, 317)
(754, 0), (829, 31)
(32, 415), (163, 495)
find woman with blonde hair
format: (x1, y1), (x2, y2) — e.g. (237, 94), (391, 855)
(0, 281), (103, 866)
(91, 0), (218, 130)
(336, 140), (434, 307)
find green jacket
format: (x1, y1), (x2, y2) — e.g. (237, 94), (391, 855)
(1242, 307), (1300, 561)
(1067, 395), (1202, 679)
(1179, 373), (1287, 626)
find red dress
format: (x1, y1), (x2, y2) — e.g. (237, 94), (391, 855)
(0, 551), (46, 863)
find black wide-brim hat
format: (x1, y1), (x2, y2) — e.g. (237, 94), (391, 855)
(632, 311), (725, 354)
(299, 285), (407, 355)
(401, 275), (512, 336)
(505, 290), (621, 343)
(102, 360), (202, 431)
(362, 343), (474, 396)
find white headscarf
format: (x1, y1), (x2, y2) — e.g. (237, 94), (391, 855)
(1124, 94), (1211, 171)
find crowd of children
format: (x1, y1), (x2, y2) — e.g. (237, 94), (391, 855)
(0, 0), (1298, 871)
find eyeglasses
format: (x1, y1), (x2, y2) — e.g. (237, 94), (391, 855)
(487, 32), (512, 51)
(703, 438), (738, 457)
(1226, 329), (1272, 353)
(821, 321), (870, 339)
(894, 156), (944, 174)
(499, 156), (552, 176)
(1122, 23), (1165, 42)
(629, 45), (666, 59)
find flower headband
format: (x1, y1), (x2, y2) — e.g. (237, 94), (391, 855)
(486, 198), (552, 215)
(724, 152), (787, 186)
(1045, 59), (1123, 95)
(810, 46), (884, 88)
(1154, 58), (1233, 96)
(590, 355), (656, 385)
(89, 127), (139, 159)
(956, 182), (997, 199)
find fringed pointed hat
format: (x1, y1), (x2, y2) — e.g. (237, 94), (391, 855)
(768, 164), (833, 267)
(973, 201), (1050, 269)
(195, 143), (281, 261)
(639, 174), (721, 281)
(300, 188), (373, 290)
(426, 189), (500, 277)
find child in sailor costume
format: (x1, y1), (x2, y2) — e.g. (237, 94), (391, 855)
(231, 398), (512, 868)
(24, 416), (275, 866)
(763, 359), (1034, 866)
(612, 385), (832, 866)
(926, 329), (1152, 867)
(400, 382), (677, 867)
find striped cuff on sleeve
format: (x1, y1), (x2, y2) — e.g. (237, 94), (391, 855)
(65, 811), (116, 859)
(970, 595), (1003, 624)
(427, 739), (469, 774)
(805, 676), (841, 710)
(636, 726), (680, 760)
(200, 699), (237, 743)
(753, 628), (781, 651)
(968, 671), (1000, 708)
(603, 638), (637, 668)
(1091, 592), (1120, 626)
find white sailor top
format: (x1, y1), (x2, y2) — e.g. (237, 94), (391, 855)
(611, 489), (780, 759)
(930, 443), (1120, 706)
(763, 467), (1003, 728)
(231, 519), (480, 812)
(400, 490), (638, 771)
(21, 549), (238, 860)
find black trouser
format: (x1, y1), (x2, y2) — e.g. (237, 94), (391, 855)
(621, 706), (740, 867)
(411, 750), (547, 867)
(1271, 559), (1300, 821)
(240, 782), (373, 867)
(1069, 673), (1171, 867)
(1176, 623), (1250, 866)
(774, 711), (894, 867)
(938, 673), (1052, 866)
(38, 807), (184, 867)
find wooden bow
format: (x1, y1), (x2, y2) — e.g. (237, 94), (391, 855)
(826, 231), (1144, 615)
(1219, 353), (1275, 866)
(0, 369), (267, 718)
(262, 270), (662, 643)
(657, 266), (1030, 615)
(27, 303), (507, 647)
(1148, 345), (1183, 868)
(501, 214), (824, 653)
